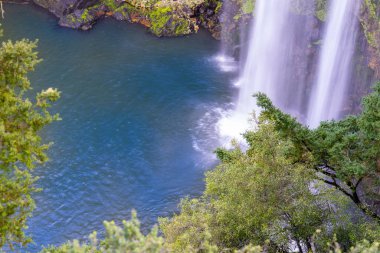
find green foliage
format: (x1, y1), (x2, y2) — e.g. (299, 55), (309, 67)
(160, 118), (377, 252)
(41, 211), (165, 253)
(146, 1), (195, 37)
(360, 0), (380, 48)
(38, 83), (380, 252)
(214, 1), (222, 14)
(229, 0), (253, 21)
(241, 0), (254, 15)
(160, 85), (380, 252)
(159, 198), (218, 252)
(149, 6), (172, 36)
(44, 210), (263, 253)
(102, 0), (118, 11)
(255, 82), (380, 221)
(206, 123), (324, 249)
(80, 9), (90, 22)
(233, 0), (328, 21)
(348, 240), (380, 253)
(0, 32), (60, 248)
(174, 19), (191, 35)
(41, 241), (95, 253)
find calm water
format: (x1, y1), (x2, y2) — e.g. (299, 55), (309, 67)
(2, 4), (237, 251)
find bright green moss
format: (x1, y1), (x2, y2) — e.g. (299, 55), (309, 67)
(114, 5), (131, 19)
(80, 9), (90, 22)
(241, 0), (254, 15)
(215, 1), (222, 14)
(361, 0), (380, 48)
(102, 0), (118, 11)
(315, 0), (327, 21)
(174, 19), (190, 35)
(67, 13), (76, 23)
(149, 6), (172, 36)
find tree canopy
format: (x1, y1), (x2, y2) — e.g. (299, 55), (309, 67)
(0, 28), (60, 248)
(35, 83), (380, 253)
(1, 21), (380, 252)
(255, 82), (380, 221)
(161, 82), (380, 252)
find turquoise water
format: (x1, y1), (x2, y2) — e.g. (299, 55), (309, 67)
(2, 4), (237, 251)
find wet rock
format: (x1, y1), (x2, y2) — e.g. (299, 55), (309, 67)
(4, 0), (221, 37)
(113, 11), (125, 20)
(359, 0), (380, 79)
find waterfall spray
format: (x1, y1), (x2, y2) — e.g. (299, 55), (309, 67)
(218, 0), (313, 140)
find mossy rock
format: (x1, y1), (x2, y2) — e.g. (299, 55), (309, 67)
(149, 6), (173, 36)
(360, 0), (380, 77)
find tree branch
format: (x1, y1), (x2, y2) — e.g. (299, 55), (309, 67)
(355, 177), (363, 189)
(319, 176), (380, 222)
(319, 178), (353, 199)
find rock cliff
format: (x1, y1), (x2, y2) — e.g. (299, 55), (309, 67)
(4, 0), (379, 80)
(10, 0), (222, 38)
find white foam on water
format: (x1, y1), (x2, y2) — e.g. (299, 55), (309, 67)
(216, 0), (295, 142)
(212, 54), (239, 73)
(217, 110), (253, 144)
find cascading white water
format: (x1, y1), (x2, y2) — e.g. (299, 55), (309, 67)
(218, 0), (314, 140)
(214, 0), (238, 72)
(307, 0), (361, 128)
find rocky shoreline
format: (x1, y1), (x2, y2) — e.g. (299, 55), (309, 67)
(3, 0), (380, 78)
(4, 0), (223, 38)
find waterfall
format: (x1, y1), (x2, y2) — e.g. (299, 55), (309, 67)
(218, 0), (314, 140)
(214, 0), (238, 72)
(307, 0), (361, 128)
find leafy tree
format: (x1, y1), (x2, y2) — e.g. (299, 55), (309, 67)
(161, 119), (377, 252)
(345, 240), (380, 253)
(0, 28), (60, 248)
(159, 198), (219, 252)
(254, 82), (380, 221)
(39, 85), (380, 253)
(41, 211), (165, 253)
(41, 210), (263, 253)
(160, 84), (380, 252)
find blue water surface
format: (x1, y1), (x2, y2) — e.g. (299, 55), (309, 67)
(2, 3), (237, 251)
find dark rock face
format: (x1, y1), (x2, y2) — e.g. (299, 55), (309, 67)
(4, 0), (222, 37)
(359, 0), (380, 80)
(194, 0), (221, 39)
(2, 0), (30, 3)
(34, 0), (80, 16)
(4, 0), (378, 86)
(32, 0), (103, 30)
(358, 175), (380, 218)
